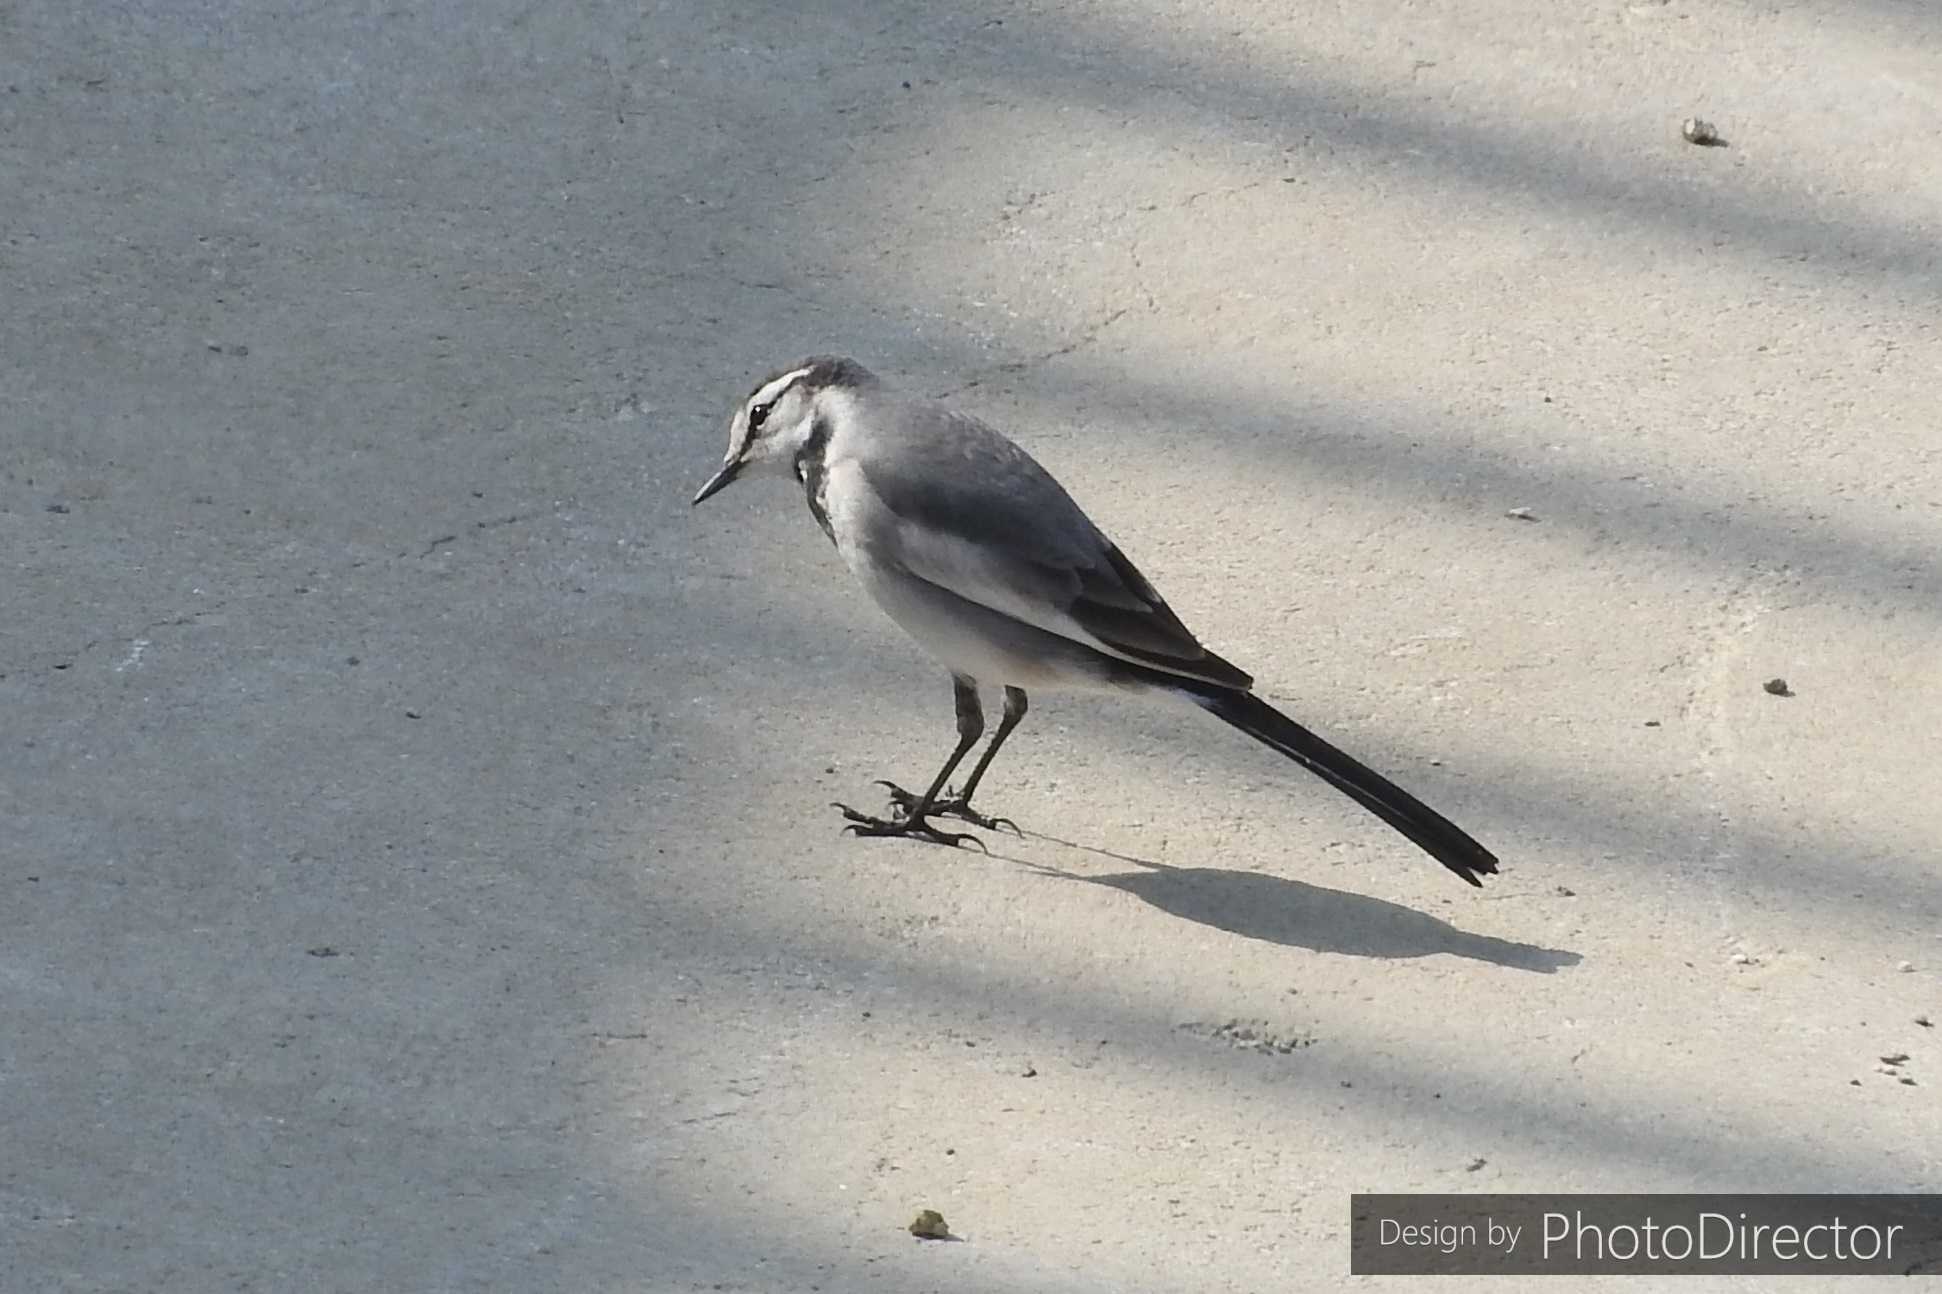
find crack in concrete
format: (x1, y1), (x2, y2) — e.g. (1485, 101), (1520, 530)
(934, 306), (1131, 400)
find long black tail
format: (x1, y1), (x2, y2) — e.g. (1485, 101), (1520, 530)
(1186, 687), (1499, 887)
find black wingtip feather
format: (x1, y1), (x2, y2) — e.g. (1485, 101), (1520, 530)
(1189, 689), (1499, 886)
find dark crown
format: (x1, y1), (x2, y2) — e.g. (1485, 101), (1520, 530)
(750, 355), (881, 402)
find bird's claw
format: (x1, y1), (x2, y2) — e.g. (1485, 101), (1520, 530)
(874, 781), (1022, 835)
(946, 806), (1020, 835)
(832, 801), (985, 851)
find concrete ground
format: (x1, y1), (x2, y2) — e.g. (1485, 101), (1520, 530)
(4, 1), (1938, 1289)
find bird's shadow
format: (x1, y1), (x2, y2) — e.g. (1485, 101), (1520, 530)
(1002, 831), (1582, 973)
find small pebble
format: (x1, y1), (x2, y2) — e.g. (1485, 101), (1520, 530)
(1899, 1076), (1918, 1086)
(1729, 952), (1753, 965)
(1505, 507), (1538, 522)
(1555, 885), (1576, 897)
(1681, 117), (1723, 146)
(1881, 1053), (1909, 1066)
(1763, 678), (1793, 697)
(1916, 1015), (1932, 1028)
(1898, 961), (1916, 973)
(908, 1209), (950, 1240)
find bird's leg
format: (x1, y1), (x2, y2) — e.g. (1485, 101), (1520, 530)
(885, 686), (1027, 833)
(835, 676), (985, 848)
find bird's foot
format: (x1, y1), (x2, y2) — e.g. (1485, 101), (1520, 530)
(875, 780), (1021, 835)
(833, 800), (985, 850)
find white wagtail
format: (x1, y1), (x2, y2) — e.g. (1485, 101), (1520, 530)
(693, 357), (1499, 886)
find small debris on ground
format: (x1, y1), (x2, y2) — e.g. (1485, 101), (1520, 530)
(306, 946), (340, 958)
(1179, 1019), (1314, 1055)
(1555, 885), (1576, 897)
(1880, 1053), (1909, 1066)
(1681, 117), (1724, 146)
(1465, 1157), (1487, 1172)
(1020, 1063), (1037, 1078)
(1897, 960), (1916, 973)
(908, 1209), (951, 1239)
(1763, 678), (1793, 697)
(1505, 507), (1538, 522)
(1917, 1015), (1933, 1028)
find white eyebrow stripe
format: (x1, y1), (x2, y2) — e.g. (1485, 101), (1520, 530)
(748, 366), (815, 410)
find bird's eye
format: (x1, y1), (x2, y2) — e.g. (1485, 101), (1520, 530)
(748, 400), (774, 431)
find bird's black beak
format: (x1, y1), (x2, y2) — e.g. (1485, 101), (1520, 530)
(691, 457), (743, 507)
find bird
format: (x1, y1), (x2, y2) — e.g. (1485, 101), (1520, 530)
(692, 356), (1499, 886)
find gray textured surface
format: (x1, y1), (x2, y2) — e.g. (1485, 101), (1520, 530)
(3, 2), (1938, 1290)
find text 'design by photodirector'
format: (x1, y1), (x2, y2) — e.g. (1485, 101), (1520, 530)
(1349, 1194), (1942, 1276)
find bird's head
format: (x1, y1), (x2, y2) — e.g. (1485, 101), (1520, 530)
(691, 356), (879, 506)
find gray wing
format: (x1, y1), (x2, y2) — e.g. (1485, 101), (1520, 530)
(860, 406), (1253, 690)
